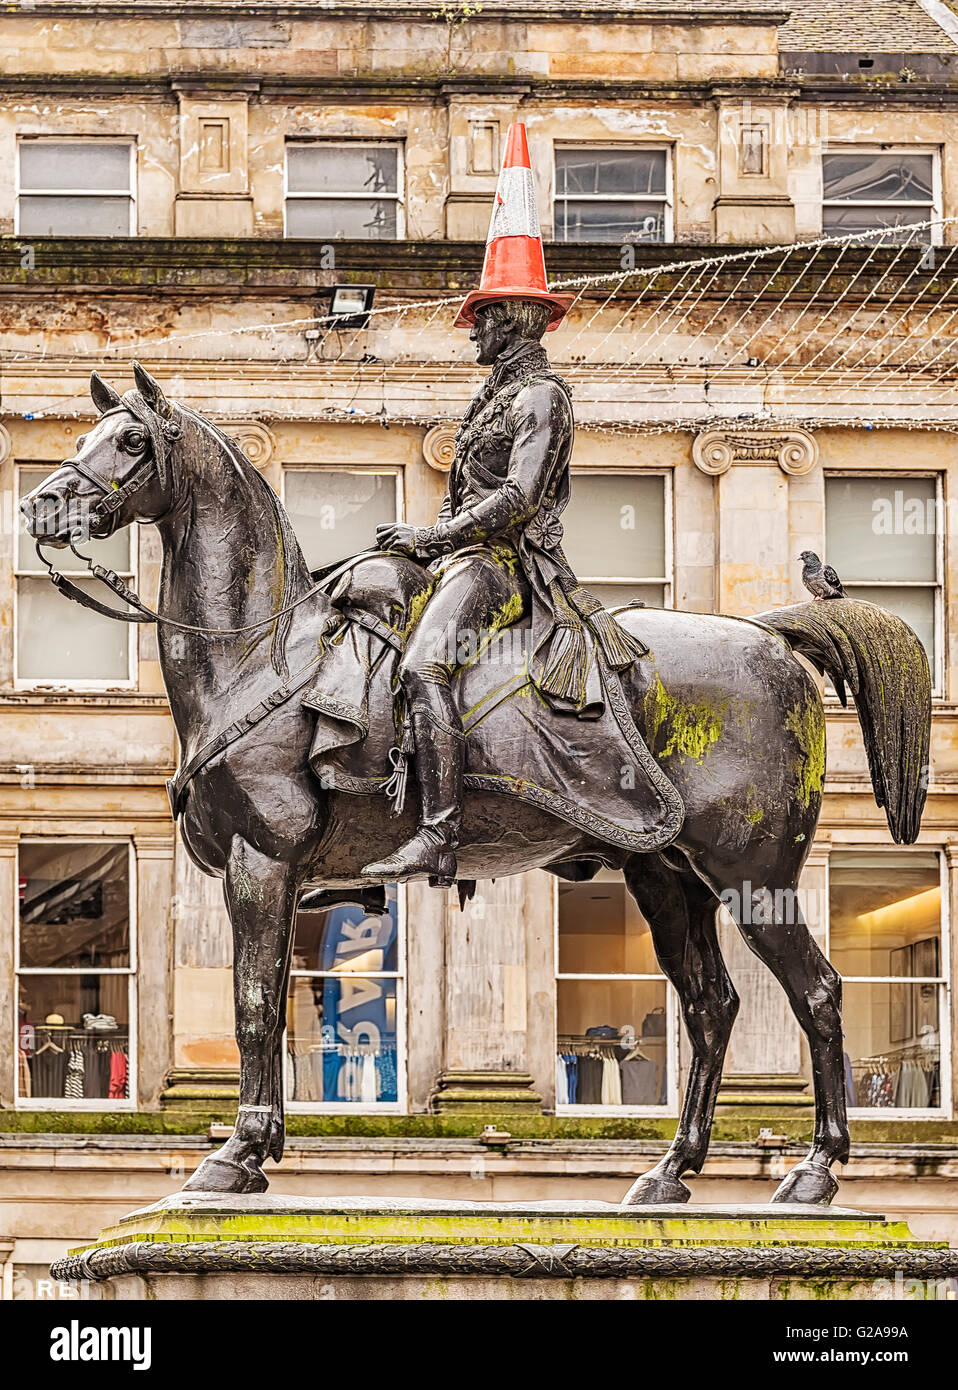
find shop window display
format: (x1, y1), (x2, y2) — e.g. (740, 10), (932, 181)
(829, 852), (945, 1111)
(17, 842), (133, 1104)
(286, 887), (402, 1108)
(556, 872), (673, 1109)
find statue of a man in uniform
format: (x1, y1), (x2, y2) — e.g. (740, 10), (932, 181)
(363, 124), (648, 885)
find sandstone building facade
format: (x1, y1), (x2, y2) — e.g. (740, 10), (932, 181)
(2, 0), (958, 1295)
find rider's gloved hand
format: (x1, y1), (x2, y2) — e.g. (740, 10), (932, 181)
(375, 522), (418, 555)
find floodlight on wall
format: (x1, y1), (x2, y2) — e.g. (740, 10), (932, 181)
(328, 284), (376, 330)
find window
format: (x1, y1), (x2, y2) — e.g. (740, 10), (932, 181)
(555, 872), (677, 1111)
(286, 888), (404, 1109)
(16, 841), (136, 1108)
(285, 142), (403, 239)
(554, 147), (670, 244)
(562, 472), (671, 610)
(15, 466), (135, 687)
(17, 139), (135, 236)
(822, 150), (939, 244)
(825, 474), (942, 692)
(282, 468), (401, 570)
(828, 851), (948, 1113)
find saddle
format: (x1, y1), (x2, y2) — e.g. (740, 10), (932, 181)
(302, 553), (684, 855)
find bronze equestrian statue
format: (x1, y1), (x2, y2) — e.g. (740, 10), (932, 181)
(20, 125), (931, 1209)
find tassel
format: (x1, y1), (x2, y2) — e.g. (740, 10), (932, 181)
(587, 608), (648, 671)
(538, 623), (588, 702)
(383, 746), (409, 815)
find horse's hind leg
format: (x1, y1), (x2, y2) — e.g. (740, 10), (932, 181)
(183, 836), (300, 1194)
(621, 855), (738, 1206)
(722, 880), (848, 1205)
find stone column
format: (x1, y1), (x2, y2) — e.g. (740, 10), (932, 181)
(173, 81), (257, 238)
(133, 833), (175, 1109)
(713, 94), (796, 243)
(0, 833), (18, 1107)
(694, 428), (820, 1109)
(432, 874), (545, 1114)
(946, 843), (958, 1122)
(444, 91), (529, 240)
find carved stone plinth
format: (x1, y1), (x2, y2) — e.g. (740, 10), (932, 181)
(432, 1069), (543, 1114)
(52, 1194), (958, 1302)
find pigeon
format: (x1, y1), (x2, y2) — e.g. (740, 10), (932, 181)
(799, 550), (846, 600)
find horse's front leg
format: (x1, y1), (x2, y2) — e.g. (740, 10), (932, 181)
(183, 835), (300, 1194)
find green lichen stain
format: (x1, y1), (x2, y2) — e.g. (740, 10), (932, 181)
(785, 699), (826, 808)
(743, 785), (764, 824)
(493, 590), (523, 630)
(644, 673), (724, 763)
(401, 583), (434, 640)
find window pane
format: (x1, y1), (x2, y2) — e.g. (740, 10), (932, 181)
(287, 144), (398, 195)
(556, 148), (667, 197)
(293, 888), (399, 974)
(557, 980), (668, 1106)
(562, 474), (666, 580)
(822, 206), (932, 243)
(828, 851), (940, 978)
(842, 585), (935, 668)
(285, 470), (397, 569)
(19, 841), (130, 968)
(18, 978), (129, 1100)
(825, 477), (936, 582)
(19, 142), (131, 192)
(17, 576), (130, 682)
(844, 982), (941, 1109)
(558, 872), (660, 974)
(287, 976), (399, 1103)
(555, 200), (665, 243)
(286, 197), (397, 239)
(18, 467), (131, 573)
(823, 154), (934, 204)
(18, 195), (131, 237)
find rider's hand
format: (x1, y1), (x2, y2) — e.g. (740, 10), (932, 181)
(376, 522), (418, 555)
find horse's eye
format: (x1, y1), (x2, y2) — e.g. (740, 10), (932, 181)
(124, 431), (146, 451)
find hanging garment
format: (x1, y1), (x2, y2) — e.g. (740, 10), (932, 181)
(65, 1045), (85, 1100)
(555, 1055), (568, 1106)
(600, 1053), (622, 1106)
(108, 1049), (128, 1100)
(577, 1054), (604, 1105)
(620, 1052), (658, 1105)
(563, 1053), (578, 1104)
(30, 1046), (68, 1099)
(18, 1049), (31, 1099)
(360, 1051), (378, 1104)
(376, 1046), (398, 1103)
(843, 1051), (857, 1107)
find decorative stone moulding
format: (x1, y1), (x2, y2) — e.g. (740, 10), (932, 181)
(0, 422), (11, 465)
(692, 428), (818, 477)
(229, 422), (275, 469)
(423, 423), (457, 472)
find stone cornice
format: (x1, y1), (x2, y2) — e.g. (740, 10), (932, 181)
(2, 2), (792, 23)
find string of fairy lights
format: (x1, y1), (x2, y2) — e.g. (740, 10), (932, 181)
(6, 218), (958, 432)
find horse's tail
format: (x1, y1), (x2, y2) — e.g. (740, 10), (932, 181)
(753, 599), (931, 845)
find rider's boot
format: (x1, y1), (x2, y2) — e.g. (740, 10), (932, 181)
(362, 709), (463, 886)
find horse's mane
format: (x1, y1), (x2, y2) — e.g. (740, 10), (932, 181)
(174, 402), (307, 680)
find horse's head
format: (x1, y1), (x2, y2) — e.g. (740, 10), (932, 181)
(20, 362), (180, 550)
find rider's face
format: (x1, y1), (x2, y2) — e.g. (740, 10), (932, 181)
(469, 307), (513, 366)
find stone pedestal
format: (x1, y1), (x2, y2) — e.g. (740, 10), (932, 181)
(53, 1194), (958, 1302)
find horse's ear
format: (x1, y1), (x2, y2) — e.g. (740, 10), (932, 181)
(132, 361), (172, 419)
(90, 371), (121, 414)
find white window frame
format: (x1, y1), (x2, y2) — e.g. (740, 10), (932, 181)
(15, 136), (137, 237)
(13, 464), (138, 691)
(283, 887), (408, 1114)
(552, 879), (680, 1116)
(821, 145), (942, 245)
(283, 139), (405, 240)
(569, 468), (673, 608)
(825, 846), (951, 1120)
(553, 144), (673, 244)
(14, 838), (138, 1113)
(823, 470), (944, 699)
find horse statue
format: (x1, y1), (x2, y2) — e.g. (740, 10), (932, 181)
(21, 364), (931, 1207)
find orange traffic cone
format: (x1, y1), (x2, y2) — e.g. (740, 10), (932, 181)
(455, 122), (573, 331)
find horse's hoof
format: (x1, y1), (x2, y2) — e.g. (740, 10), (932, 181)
(621, 1171), (692, 1206)
(182, 1155), (268, 1195)
(772, 1161), (839, 1206)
